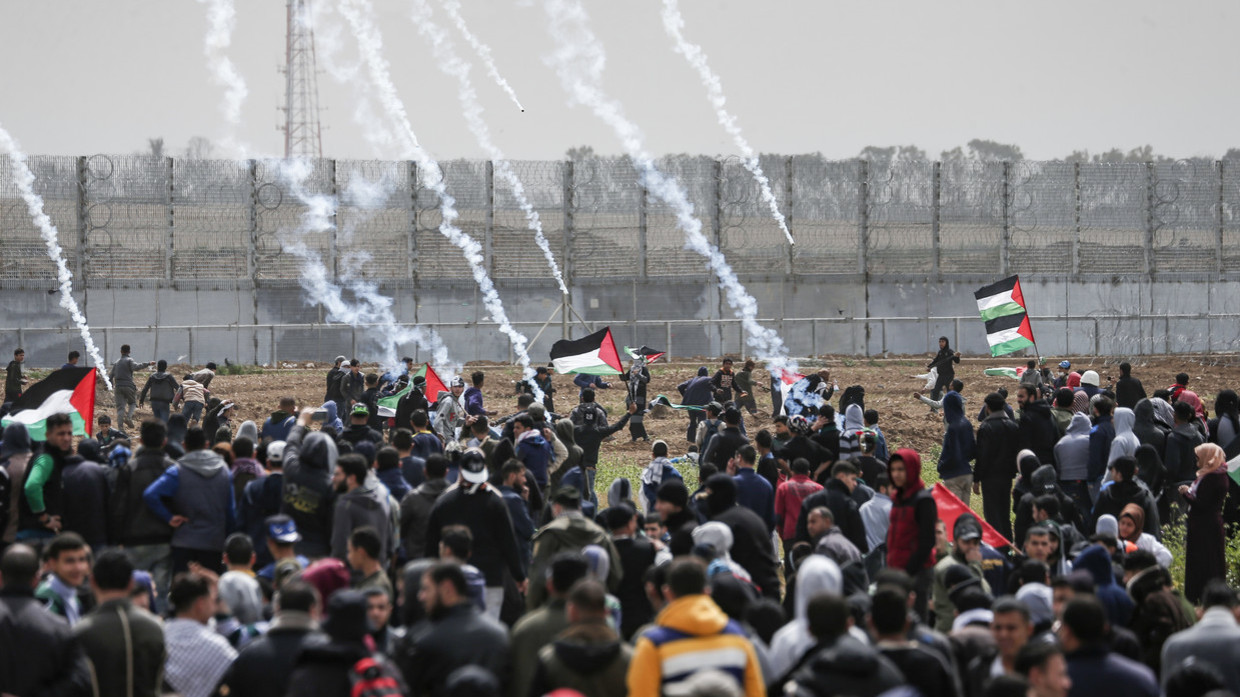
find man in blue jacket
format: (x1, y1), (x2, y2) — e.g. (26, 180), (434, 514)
(1058, 594), (1157, 697)
(938, 391), (976, 507)
(143, 426), (237, 574)
(677, 367), (714, 442)
(1088, 397), (1116, 497)
(514, 414), (555, 491)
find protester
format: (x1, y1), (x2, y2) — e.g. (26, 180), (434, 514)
(138, 359), (179, 423)
(75, 549), (166, 697)
(143, 426), (236, 575)
(1182, 442), (1229, 603)
(0, 542), (92, 695)
(164, 572), (238, 697)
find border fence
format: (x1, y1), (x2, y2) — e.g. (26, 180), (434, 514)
(4, 155), (1240, 282)
(4, 154), (1240, 365)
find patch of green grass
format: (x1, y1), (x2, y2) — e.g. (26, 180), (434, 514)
(220, 363), (264, 376)
(841, 358), (856, 367)
(594, 452), (700, 513)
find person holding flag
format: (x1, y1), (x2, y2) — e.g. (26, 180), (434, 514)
(434, 377), (468, 445)
(621, 346), (662, 444)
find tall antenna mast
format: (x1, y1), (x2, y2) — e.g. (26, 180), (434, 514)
(280, 0), (323, 159)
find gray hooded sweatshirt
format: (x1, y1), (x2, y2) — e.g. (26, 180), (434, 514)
(171, 449), (234, 552)
(1108, 407), (1139, 466)
(1055, 412), (1093, 481)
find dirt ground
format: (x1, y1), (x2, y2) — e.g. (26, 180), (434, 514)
(97, 353), (1240, 474)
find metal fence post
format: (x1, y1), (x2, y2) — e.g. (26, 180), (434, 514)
(1073, 162), (1082, 277)
(407, 161), (419, 284)
(1217, 160), (1225, 277)
(485, 160), (494, 274)
(75, 156), (88, 280)
(784, 155), (794, 274)
(327, 159), (338, 279)
(931, 161), (941, 278)
(562, 160), (574, 340)
(638, 183), (648, 280)
(1001, 161), (1011, 275)
(248, 159), (260, 362)
(1145, 161), (1155, 275)
(164, 157), (174, 281)
(858, 159), (869, 275)
(666, 322), (672, 360)
(713, 158), (725, 354)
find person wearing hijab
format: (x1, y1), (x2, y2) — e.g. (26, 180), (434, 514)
(767, 555), (843, 681)
(1118, 503), (1172, 567)
(1071, 390), (1091, 415)
(1177, 391), (1210, 438)
(1180, 443), (1228, 603)
(1066, 372), (1083, 391)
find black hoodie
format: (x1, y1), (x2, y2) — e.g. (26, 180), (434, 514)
(705, 475), (781, 600)
(782, 634), (905, 697)
(1018, 399), (1059, 465)
(280, 425), (338, 558)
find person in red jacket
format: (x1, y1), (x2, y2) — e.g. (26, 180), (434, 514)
(885, 448), (938, 621)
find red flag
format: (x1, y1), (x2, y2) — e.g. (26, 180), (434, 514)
(931, 482), (1011, 549)
(422, 364), (448, 401)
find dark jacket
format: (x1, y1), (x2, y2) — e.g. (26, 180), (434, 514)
(887, 449), (938, 574)
(1165, 423), (1204, 483)
(240, 472), (283, 568)
(261, 410), (295, 443)
(138, 371), (179, 404)
(705, 482), (782, 600)
(217, 613), (326, 697)
(143, 449), (236, 552)
(287, 638), (403, 697)
(393, 388), (429, 434)
(1018, 399), (1059, 465)
(325, 366), (345, 403)
(703, 426), (749, 471)
(398, 603), (510, 697)
(928, 345), (960, 379)
(775, 435), (832, 471)
(425, 484), (527, 585)
(280, 426), (338, 558)
(613, 536), (657, 639)
(0, 588), (92, 697)
(938, 393), (976, 480)
(1075, 545), (1135, 629)
(974, 411), (1021, 482)
(110, 447), (176, 546)
(339, 423), (383, 448)
(61, 458), (110, 548)
(1132, 400), (1169, 460)
(331, 474), (394, 564)
(678, 367), (714, 406)
(796, 478), (867, 553)
(4, 359), (22, 401)
(18, 446), (68, 533)
(1014, 464), (1087, 547)
(785, 635), (905, 697)
(400, 478), (450, 560)
(575, 413), (632, 468)
(733, 467), (775, 533)
(877, 641), (960, 697)
(1088, 415), (1116, 482)
(516, 432), (555, 489)
(711, 369), (736, 402)
(1065, 645), (1158, 697)
(74, 598), (165, 697)
(1115, 375), (1147, 410)
(526, 513), (621, 608)
(530, 621), (632, 697)
(1092, 478), (1160, 537)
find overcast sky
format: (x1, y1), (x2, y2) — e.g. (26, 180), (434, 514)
(1, 0), (1236, 162)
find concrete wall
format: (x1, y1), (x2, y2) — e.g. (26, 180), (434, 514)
(4, 274), (1236, 368)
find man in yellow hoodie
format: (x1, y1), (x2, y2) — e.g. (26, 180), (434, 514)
(627, 557), (765, 697)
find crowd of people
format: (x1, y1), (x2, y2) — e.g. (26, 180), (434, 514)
(1, 344), (1239, 697)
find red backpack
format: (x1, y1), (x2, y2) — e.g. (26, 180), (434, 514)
(349, 656), (406, 697)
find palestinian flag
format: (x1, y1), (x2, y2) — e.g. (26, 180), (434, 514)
(983, 367), (1027, 381)
(1227, 455), (1240, 488)
(624, 346), (666, 363)
(931, 482), (1011, 548)
(376, 364), (447, 418)
(652, 395), (704, 411)
(778, 370), (805, 415)
(551, 327), (622, 376)
(975, 275), (1036, 357)
(0, 367), (96, 441)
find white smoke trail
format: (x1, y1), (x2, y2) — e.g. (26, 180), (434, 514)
(334, 0), (542, 393)
(196, 0), (250, 157)
(540, 0), (794, 373)
(0, 124), (113, 389)
(660, 0), (794, 246)
(273, 157), (459, 374)
(438, 0), (525, 112)
(410, 0), (567, 295)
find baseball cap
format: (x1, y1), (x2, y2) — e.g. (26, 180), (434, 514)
(335, 355), (348, 364)
(459, 447), (489, 484)
(450, 376), (466, 388)
(956, 526), (981, 543)
(266, 514), (302, 543)
(266, 440), (286, 464)
(351, 403), (370, 416)
(1059, 360), (1071, 369)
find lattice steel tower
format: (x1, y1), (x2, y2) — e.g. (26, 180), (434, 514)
(280, 0), (323, 159)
